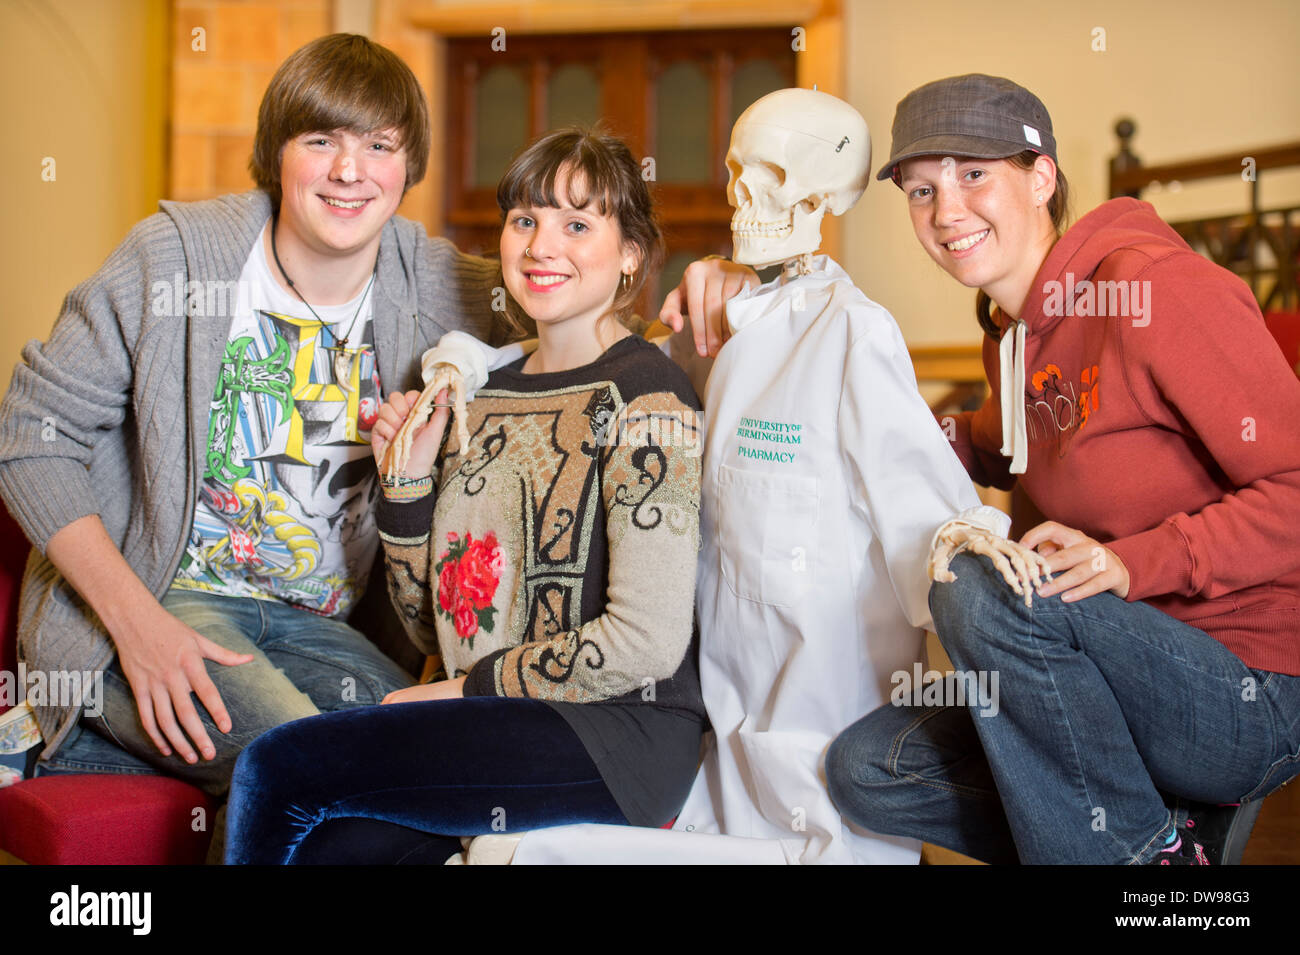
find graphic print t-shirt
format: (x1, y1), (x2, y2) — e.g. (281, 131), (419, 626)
(172, 223), (382, 616)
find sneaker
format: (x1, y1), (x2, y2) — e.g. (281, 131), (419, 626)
(1148, 826), (1210, 865)
(1183, 801), (1262, 866)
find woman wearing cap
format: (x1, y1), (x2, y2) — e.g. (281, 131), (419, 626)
(823, 74), (1300, 864)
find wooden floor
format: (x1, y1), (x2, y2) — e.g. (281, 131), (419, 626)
(1241, 778), (1300, 864)
(922, 780), (1299, 865)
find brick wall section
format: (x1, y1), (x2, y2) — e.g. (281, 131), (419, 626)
(169, 0), (331, 201)
(374, 0), (441, 231)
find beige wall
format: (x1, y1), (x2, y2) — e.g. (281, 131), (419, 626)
(842, 0), (1300, 345)
(1, 0), (169, 391)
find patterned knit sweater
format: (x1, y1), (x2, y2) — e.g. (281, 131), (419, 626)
(376, 335), (706, 824)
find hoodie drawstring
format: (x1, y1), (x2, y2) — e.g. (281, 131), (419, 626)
(998, 319), (1028, 474)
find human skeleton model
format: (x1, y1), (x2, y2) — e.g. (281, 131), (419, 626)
(382, 333), (490, 479)
(663, 88), (1048, 864)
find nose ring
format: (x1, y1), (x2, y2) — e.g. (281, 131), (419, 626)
(525, 247), (533, 259)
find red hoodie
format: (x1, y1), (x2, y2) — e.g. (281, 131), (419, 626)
(951, 198), (1300, 674)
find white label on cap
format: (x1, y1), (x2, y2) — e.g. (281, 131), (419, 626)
(1023, 124), (1042, 147)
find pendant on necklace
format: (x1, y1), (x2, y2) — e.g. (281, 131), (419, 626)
(332, 347), (357, 393)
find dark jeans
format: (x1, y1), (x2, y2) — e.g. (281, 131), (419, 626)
(37, 589), (413, 797)
(826, 553), (1300, 864)
(225, 697), (628, 864)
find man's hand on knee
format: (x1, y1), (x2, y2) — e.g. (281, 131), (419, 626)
(113, 607), (255, 764)
(45, 515), (256, 764)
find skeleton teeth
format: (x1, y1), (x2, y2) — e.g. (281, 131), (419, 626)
(730, 218), (794, 237)
(323, 197), (367, 209)
(945, 230), (988, 252)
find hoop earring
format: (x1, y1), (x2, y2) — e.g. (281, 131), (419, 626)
(620, 271), (633, 292)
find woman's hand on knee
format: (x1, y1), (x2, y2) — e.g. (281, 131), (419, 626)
(382, 676), (466, 705)
(1020, 522), (1130, 602)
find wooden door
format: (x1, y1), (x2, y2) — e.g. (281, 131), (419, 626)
(444, 28), (797, 319)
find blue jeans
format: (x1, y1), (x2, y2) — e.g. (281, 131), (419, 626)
(225, 697), (628, 864)
(825, 553), (1300, 864)
(36, 588), (414, 797)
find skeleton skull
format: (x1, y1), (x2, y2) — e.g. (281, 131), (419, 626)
(726, 88), (872, 269)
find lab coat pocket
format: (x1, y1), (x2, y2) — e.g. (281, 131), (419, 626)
(715, 464), (819, 607)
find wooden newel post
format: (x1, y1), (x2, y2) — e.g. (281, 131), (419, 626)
(1109, 117), (1141, 199)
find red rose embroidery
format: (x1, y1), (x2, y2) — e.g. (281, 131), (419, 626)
(453, 599), (478, 639)
(483, 532), (506, 574)
(458, 539), (498, 609)
(433, 531), (504, 649)
(438, 560), (458, 613)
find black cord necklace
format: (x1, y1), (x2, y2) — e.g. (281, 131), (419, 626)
(269, 215), (376, 352)
(269, 216), (377, 393)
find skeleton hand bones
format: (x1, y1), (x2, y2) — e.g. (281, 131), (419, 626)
(928, 518), (1054, 608)
(381, 332), (492, 480)
(381, 365), (469, 479)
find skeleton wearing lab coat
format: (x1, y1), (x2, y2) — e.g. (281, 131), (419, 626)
(671, 254), (1004, 863)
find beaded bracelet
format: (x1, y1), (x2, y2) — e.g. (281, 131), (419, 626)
(379, 474), (433, 502)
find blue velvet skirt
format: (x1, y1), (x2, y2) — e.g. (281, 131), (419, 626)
(225, 697), (628, 864)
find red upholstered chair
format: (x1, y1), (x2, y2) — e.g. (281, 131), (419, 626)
(0, 504), (216, 865)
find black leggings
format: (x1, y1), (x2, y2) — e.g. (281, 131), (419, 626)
(225, 697), (627, 864)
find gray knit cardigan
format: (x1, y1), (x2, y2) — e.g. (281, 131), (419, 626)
(0, 190), (504, 757)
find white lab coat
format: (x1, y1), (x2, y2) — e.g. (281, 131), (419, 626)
(508, 257), (1002, 864)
